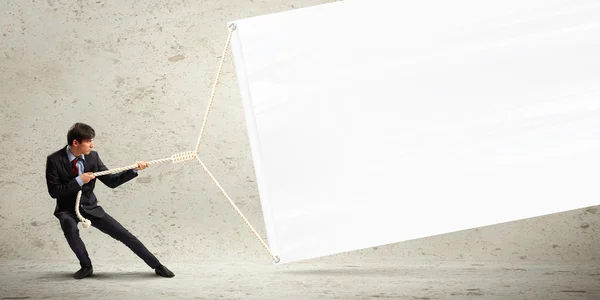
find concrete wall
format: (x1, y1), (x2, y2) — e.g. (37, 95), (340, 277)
(1, 0), (597, 265)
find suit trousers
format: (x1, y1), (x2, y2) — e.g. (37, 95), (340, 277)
(57, 211), (161, 269)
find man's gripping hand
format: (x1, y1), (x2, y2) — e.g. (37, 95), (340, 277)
(134, 161), (150, 171)
(80, 172), (95, 184)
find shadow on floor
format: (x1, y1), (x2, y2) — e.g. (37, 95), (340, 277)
(36, 271), (159, 281)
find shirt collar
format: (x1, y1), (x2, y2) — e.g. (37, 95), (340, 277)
(66, 145), (85, 162)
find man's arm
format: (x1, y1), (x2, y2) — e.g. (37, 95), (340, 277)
(96, 153), (139, 189)
(45, 156), (81, 199)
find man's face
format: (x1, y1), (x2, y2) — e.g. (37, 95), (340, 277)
(72, 138), (94, 155)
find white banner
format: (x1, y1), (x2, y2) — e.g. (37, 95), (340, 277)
(229, 0), (600, 263)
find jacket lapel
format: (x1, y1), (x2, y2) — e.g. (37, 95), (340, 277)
(83, 153), (92, 173)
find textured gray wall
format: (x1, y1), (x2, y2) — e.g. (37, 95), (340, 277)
(1, 0), (598, 265)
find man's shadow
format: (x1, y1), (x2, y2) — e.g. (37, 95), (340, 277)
(38, 271), (158, 281)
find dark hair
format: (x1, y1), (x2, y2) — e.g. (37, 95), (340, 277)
(67, 123), (95, 146)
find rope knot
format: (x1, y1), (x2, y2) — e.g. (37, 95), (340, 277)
(171, 151), (197, 163)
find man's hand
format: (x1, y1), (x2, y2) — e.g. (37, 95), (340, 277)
(135, 161), (150, 171)
(80, 172), (95, 184)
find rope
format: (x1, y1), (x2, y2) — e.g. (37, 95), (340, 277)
(74, 191), (91, 228)
(194, 23), (237, 154)
(74, 151), (197, 227)
(196, 156), (280, 263)
(194, 23), (279, 262)
(72, 22), (280, 263)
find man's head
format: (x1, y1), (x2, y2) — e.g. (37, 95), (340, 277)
(67, 122), (95, 155)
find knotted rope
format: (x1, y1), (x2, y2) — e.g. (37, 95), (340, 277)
(73, 23), (280, 263)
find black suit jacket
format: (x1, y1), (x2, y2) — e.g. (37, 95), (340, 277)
(45, 145), (138, 218)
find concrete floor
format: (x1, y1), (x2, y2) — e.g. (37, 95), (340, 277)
(1, 0), (599, 299)
(1, 258), (598, 299)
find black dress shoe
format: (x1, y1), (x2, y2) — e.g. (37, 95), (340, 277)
(73, 266), (93, 279)
(154, 264), (175, 278)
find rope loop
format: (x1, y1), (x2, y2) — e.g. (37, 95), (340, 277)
(75, 190), (91, 228)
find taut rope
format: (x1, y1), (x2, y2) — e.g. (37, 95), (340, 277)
(74, 151), (196, 228)
(73, 23), (280, 263)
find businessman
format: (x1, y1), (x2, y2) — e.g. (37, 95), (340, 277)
(45, 122), (174, 279)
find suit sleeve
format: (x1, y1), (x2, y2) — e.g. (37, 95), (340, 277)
(46, 156), (81, 199)
(96, 152), (138, 188)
